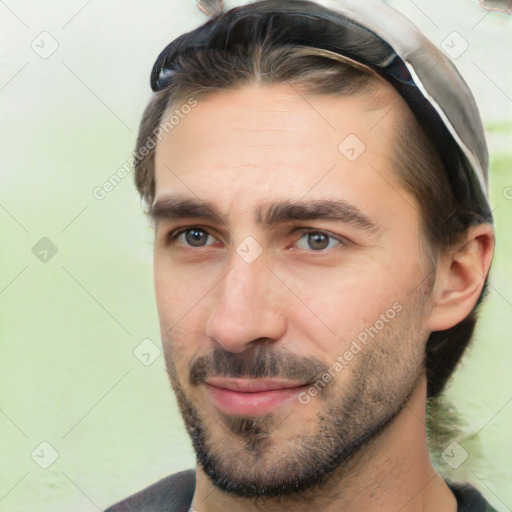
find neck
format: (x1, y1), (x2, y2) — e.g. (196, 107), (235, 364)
(190, 373), (457, 512)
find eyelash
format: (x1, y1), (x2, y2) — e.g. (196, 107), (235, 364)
(168, 226), (347, 252)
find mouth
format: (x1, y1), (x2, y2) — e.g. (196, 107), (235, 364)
(204, 377), (310, 416)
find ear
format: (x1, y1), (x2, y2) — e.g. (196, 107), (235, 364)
(426, 224), (495, 332)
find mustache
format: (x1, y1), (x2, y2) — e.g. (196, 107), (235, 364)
(189, 347), (329, 385)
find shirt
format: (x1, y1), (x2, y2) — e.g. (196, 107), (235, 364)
(104, 469), (499, 511)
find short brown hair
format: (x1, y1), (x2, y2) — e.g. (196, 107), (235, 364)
(134, 27), (489, 399)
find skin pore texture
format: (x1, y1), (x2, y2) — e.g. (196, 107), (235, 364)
(151, 82), (493, 512)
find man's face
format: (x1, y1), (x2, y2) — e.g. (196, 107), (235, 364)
(152, 84), (435, 497)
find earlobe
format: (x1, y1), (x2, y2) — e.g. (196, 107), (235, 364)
(426, 224), (495, 332)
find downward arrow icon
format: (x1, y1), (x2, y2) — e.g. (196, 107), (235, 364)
(35, 39), (45, 48)
(31, 441), (59, 468)
(444, 448), (455, 458)
(236, 236), (263, 263)
(441, 32), (468, 59)
(134, 339), (160, 366)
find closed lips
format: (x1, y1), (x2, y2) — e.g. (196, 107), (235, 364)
(204, 377), (309, 392)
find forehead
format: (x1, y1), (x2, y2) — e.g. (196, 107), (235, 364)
(153, 83), (412, 219)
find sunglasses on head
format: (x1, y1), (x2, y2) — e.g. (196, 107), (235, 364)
(155, 0), (492, 222)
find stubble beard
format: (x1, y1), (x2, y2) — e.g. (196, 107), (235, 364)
(163, 284), (432, 502)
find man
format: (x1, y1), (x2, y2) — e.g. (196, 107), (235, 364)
(105, 1), (497, 510)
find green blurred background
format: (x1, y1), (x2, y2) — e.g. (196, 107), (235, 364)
(0, 1), (510, 510)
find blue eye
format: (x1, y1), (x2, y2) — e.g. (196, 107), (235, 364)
(168, 227), (344, 252)
(172, 228), (217, 247)
(296, 231), (342, 251)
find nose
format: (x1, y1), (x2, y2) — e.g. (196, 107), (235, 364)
(205, 251), (287, 353)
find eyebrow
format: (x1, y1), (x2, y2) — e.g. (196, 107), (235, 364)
(148, 194), (380, 234)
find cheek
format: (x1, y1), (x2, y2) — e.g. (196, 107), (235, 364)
(153, 260), (174, 320)
(289, 257), (421, 349)
(153, 253), (207, 319)
(153, 257), (213, 355)
(154, 270), (193, 360)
